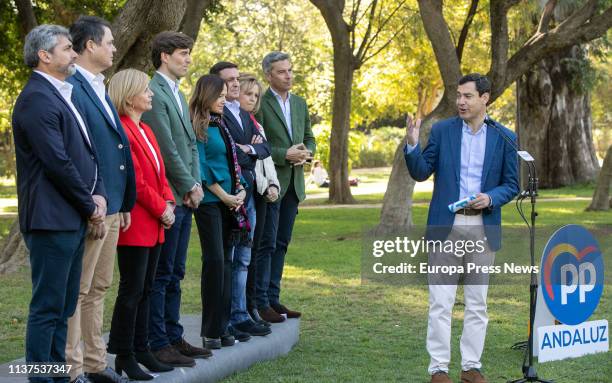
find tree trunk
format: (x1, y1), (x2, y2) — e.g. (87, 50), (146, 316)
(109, 0), (189, 76)
(2, 0), (212, 274)
(14, 0), (37, 37)
(179, 0), (215, 42)
(328, 48), (356, 204)
(516, 45), (599, 188)
(587, 145), (612, 211)
(375, 0), (610, 231)
(0, 220), (28, 275)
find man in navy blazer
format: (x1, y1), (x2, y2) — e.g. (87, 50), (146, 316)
(210, 61), (272, 338)
(64, 16), (135, 383)
(404, 74), (519, 383)
(12, 25), (107, 382)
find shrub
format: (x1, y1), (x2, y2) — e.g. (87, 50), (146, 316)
(313, 125), (404, 169)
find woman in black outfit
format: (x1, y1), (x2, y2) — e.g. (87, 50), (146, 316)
(189, 74), (248, 349)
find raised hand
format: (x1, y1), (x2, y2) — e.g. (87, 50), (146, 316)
(405, 115), (422, 146)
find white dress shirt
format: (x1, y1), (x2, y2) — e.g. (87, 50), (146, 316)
(35, 70), (96, 193)
(156, 71), (183, 116)
(226, 100), (256, 154)
(226, 100), (244, 130)
(139, 127), (160, 173)
(270, 88), (292, 140)
(75, 65), (117, 127)
(35, 70), (91, 147)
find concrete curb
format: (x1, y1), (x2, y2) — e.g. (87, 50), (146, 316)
(0, 315), (300, 382)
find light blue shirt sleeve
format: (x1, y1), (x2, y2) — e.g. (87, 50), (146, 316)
(404, 142), (417, 154)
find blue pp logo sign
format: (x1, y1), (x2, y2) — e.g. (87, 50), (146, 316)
(541, 225), (604, 325)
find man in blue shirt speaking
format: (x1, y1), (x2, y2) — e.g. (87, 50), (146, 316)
(404, 73), (519, 383)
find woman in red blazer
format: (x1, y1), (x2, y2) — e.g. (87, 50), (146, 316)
(106, 69), (176, 380)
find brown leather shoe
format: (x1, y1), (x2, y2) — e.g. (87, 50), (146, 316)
(460, 369), (487, 383)
(172, 337), (212, 359)
(431, 371), (453, 383)
(152, 344), (196, 367)
(272, 303), (301, 318)
(258, 307), (285, 323)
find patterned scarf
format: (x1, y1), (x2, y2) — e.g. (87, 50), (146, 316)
(210, 113), (242, 192)
(210, 113), (251, 245)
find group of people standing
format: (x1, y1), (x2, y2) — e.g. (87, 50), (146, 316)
(13, 15), (315, 383)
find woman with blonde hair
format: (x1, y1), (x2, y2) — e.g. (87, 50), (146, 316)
(107, 69), (176, 379)
(237, 73), (280, 327)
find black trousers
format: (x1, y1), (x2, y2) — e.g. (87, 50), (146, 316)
(194, 202), (233, 339)
(108, 244), (162, 355)
(246, 192), (268, 312)
(256, 180), (299, 308)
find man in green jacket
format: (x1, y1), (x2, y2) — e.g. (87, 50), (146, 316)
(255, 51), (316, 323)
(142, 31), (209, 365)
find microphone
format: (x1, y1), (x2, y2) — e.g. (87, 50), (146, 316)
(484, 116), (537, 198)
(484, 117), (534, 162)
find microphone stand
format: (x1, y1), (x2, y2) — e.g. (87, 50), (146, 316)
(484, 119), (553, 383)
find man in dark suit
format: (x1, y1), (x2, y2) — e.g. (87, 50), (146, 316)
(404, 73), (519, 383)
(64, 16), (135, 383)
(13, 25), (107, 383)
(255, 52), (316, 323)
(209, 62), (272, 339)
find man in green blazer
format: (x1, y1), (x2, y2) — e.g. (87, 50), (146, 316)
(255, 51), (316, 323)
(141, 31), (209, 365)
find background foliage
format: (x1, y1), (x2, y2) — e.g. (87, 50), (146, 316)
(0, 0), (609, 177)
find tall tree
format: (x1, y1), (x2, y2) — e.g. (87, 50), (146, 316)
(310, 0), (409, 203)
(109, 0), (215, 75)
(376, 0), (612, 234)
(0, 0), (215, 274)
(517, 1), (601, 188)
(188, 0), (331, 119)
(587, 144), (612, 211)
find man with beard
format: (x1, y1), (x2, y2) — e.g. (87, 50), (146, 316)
(13, 25), (106, 382)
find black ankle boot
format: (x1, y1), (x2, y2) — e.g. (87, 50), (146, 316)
(135, 350), (174, 372)
(115, 354), (153, 381)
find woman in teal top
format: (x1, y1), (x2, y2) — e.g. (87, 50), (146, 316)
(189, 74), (247, 350)
(198, 120), (237, 203)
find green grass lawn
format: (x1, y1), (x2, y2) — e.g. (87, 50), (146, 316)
(0, 181), (17, 199)
(303, 167), (596, 206)
(0, 197), (610, 382)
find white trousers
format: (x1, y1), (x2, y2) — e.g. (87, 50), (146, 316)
(426, 214), (493, 374)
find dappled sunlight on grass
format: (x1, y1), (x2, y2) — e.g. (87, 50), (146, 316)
(0, 194), (610, 382)
(543, 207), (579, 215)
